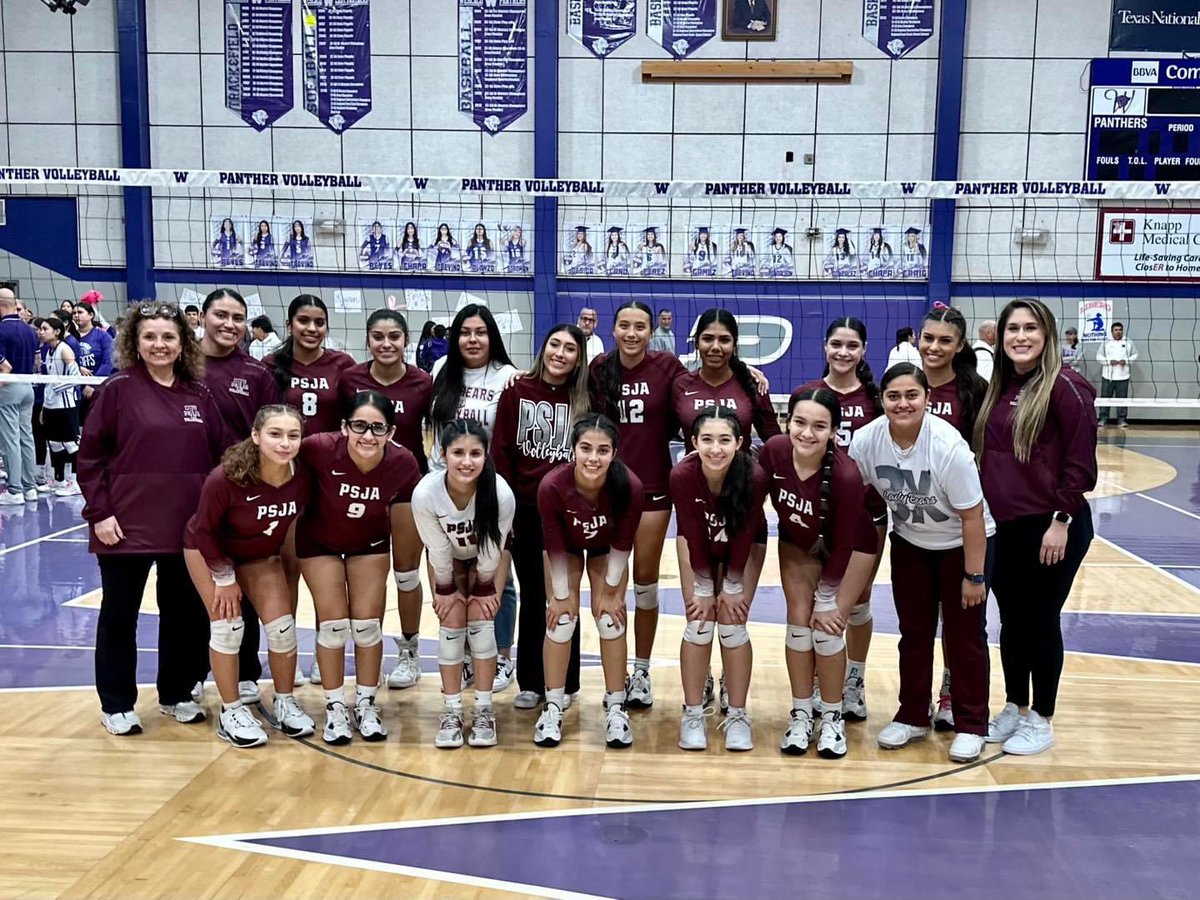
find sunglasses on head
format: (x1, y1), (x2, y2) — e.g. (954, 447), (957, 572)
(137, 302), (180, 318)
(346, 419), (391, 437)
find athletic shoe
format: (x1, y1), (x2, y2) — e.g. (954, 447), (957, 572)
(1002, 710), (1054, 756)
(469, 708), (498, 747)
(780, 708), (814, 756)
(101, 710), (142, 735)
(353, 695), (387, 742)
(36, 481), (56, 494)
(877, 720), (930, 749)
(23, 488), (39, 502)
(217, 705), (269, 748)
(387, 646), (422, 689)
(626, 668), (653, 709)
(533, 703), (564, 747)
(514, 690), (542, 709)
(492, 655), (515, 692)
(191, 681), (203, 702)
(238, 680), (261, 705)
(1119, 420), (1128, 429)
(719, 675), (729, 715)
(322, 701), (353, 745)
(719, 708), (753, 751)
(984, 702), (1024, 744)
(309, 658), (322, 685)
(703, 673), (715, 706)
(53, 481), (80, 497)
(842, 675), (867, 721)
(678, 707), (710, 751)
(605, 704), (633, 748)
(0, 492), (25, 506)
(293, 666), (306, 687)
(817, 710), (848, 759)
(160, 700), (206, 724)
(812, 681), (822, 710)
(949, 732), (985, 763)
(272, 695), (315, 737)
(933, 693), (955, 731)
(461, 656), (475, 690)
(435, 709), (465, 749)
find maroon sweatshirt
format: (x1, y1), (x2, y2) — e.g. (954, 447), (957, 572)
(77, 365), (224, 555)
(203, 348), (280, 450)
(265, 348), (356, 435)
(491, 376), (578, 506)
(337, 361), (433, 472)
(672, 369), (781, 453)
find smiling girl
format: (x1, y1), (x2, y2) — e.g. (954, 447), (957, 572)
(265, 294), (356, 437)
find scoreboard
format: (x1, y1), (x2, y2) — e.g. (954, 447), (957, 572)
(1087, 58), (1200, 181)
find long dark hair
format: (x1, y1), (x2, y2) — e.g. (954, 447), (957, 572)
(430, 304), (515, 428)
(344, 389), (396, 428)
(202, 287), (247, 314)
(252, 220), (271, 250)
(693, 308), (759, 404)
(596, 300), (654, 417)
(690, 405), (755, 536)
(922, 306), (986, 442)
(894, 326), (914, 349)
(270, 294), (328, 393)
(571, 413), (632, 519)
(439, 418), (504, 553)
(787, 388), (842, 561)
(823, 316), (882, 417)
(530, 324), (592, 425)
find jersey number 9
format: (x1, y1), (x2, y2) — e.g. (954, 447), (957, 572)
(347, 502), (366, 519)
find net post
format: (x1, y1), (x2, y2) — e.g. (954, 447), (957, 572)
(117, 0), (155, 301)
(928, 0), (968, 304)
(532, 0), (560, 338)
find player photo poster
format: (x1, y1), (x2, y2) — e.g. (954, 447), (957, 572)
(210, 216), (247, 268)
(822, 227), (860, 278)
(279, 218), (316, 269)
(861, 226), (896, 279)
(499, 222), (531, 274)
(722, 0), (776, 40)
(863, 0), (934, 60)
(225, 0), (293, 131)
(648, 0), (717, 59)
(726, 226), (757, 277)
(358, 218), (393, 271)
(395, 220), (428, 272)
(758, 227), (796, 278)
(568, 0), (638, 58)
(600, 225), (632, 275)
(561, 224), (597, 275)
(462, 223), (499, 274)
(632, 225), (669, 276)
(897, 225), (929, 278)
(458, 0), (528, 134)
(430, 223), (464, 273)
(247, 218), (280, 268)
(302, 0), (372, 133)
(685, 225), (719, 276)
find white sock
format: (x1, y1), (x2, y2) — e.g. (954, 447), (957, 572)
(605, 689), (626, 708)
(847, 659), (866, 682)
(546, 687), (566, 709)
(820, 700), (841, 717)
(940, 669), (952, 695)
(634, 657), (650, 673)
(475, 689), (493, 708)
(222, 699), (244, 713)
(684, 703), (705, 716)
(324, 688), (343, 706)
(274, 692), (293, 702)
(444, 692), (463, 710)
(726, 705), (746, 716)
(792, 696), (813, 714)
(356, 684), (378, 701)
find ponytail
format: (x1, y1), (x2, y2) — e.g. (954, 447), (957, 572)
(857, 358), (883, 417)
(788, 388), (843, 560)
(690, 404), (755, 534)
(439, 418), (503, 553)
(219, 403), (304, 487)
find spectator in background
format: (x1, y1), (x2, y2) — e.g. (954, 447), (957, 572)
(1096, 321), (1137, 428)
(886, 327), (923, 371)
(972, 320), (996, 381)
(1061, 327), (1084, 371)
(649, 308), (676, 353)
(578, 307), (604, 362)
(185, 305), (204, 341)
(16, 300), (33, 325)
(415, 321), (437, 372)
(0, 287), (39, 505)
(418, 324), (449, 373)
(249, 315), (282, 361)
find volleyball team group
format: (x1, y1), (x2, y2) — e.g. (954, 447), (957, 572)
(74, 288), (1096, 763)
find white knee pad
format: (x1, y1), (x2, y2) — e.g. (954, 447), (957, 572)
(848, 601), (873, 627)
(438, 626), (467, 666)
(317, 617), (351, 650)
(785, 625), (813, 653)
(596, 612), (626, 640)
(351, 617), (383, 648)
(467, 619), (498, 660)
(718, 624), (750, 648)
(263, 615), (297, 655)
(813, 629), (845, 657)
(209, 617), (244, 655)
(546, 613), (577, 644)
(682, 619), (715, 645)
(394, 569), (421, 592)
(633, 583), (659, 610)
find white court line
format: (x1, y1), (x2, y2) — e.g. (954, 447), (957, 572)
(0, 523), (87, 557)
(1083, 563), (1200, 570)
(42, 537), (88, 543)
(1135, 492), (1200, 523)
(0, 643), (149, 652)
(1094, 535), (1200, 599)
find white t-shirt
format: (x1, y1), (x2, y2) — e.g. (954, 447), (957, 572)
(585, 333), (604, 363)
(972, 340), (994, 381)
(411, 469), (516, 590)
(1096, 338), (1137, 382)
(886, 342), (923, 372)
(249, 332), (282, 361)
(849, 413), (996, 551)
(428, 357), (520, 469)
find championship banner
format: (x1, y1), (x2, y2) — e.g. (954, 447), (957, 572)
(863, 0), (934, 60)
(301, 0), (372, 133)
(568, 0), (637, 58)
(458, 0), (528, 134)
(648, 0), (716, 60)
(1111, 1), (1200, 52)
(225, 0), (293, 131)
(1095, 207), (1200, 281)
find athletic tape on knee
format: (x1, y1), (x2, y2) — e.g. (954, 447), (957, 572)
(812, 629), (845, 657)
(546, 613), (577, 644)
(848, 601), (873, 626)
(350, 617), (383, 648)
(682, 619), (715, 645)
(633, 583), (659, 610)
(209, 617), (244, 655)
(596, 612), (626, 640)
(263, 615), (297, 655)
(718, 624), (750, 648)
(317, 617), (351, 650)
(467, 619), (498, 659)
(785, 625), (813, 653)
(394, 569), (421, 592)
(438, 626), (467, 666)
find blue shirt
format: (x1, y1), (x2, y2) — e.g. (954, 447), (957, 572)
(76, 326), (114, 376)
(0, 314), (37, 375)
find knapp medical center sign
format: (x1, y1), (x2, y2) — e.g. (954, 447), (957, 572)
(1096, 208), (1200, 280)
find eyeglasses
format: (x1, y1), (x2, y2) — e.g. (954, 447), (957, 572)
(346, 419), (391, 436)
(137, 302), (180, 317)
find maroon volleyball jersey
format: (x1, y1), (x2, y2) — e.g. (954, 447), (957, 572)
(671, 369), (781, 453)
(669, 453), (768, 587)
(184, 464), (310, 568)
(757, 434), (876, 581)
(298, 432), (421, 553)
(927, 379), (964, 436)
(795, 378), (880, 449)
(538, 462), (645, 559)
(265, 348), (356, 436)
(491, 377), (577, 506)
(203, 348), (280, 450)
(338, 362), (433, 472)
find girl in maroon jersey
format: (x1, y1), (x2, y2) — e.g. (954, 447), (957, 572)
(297, 391), (422, 745)
(534, 414), (644, 749)
(761, 389), (882, 758)
(672, 406), (768, 753)
(265, 294), (356, 436)
(183, 405), (314, 748)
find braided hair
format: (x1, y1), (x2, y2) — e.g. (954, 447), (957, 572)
(823, 316), (882, 417)
(787, 388), (842, 561)
(438, 418), (503, 553)
(595, 300), (654, 417)
(921, 306), (987, 443)
(690, 405), (756, 536)
(571, 413), (632, 518)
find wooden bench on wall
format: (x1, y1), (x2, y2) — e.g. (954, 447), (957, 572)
(640, 60), (853, 84)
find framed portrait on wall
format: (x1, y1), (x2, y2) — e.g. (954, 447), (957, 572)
(723, 0), (776, 40)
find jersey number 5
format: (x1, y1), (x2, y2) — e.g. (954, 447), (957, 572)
(347, 502), (366, 519)
(301, 391), (318, 417)
(837, 423), (852, 447)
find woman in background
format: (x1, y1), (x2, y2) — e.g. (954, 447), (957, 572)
(37, 315), (82, 496)
(252, 220), (277, 268)
(282, 220), (314, 269)
(212, 219), (244, 267)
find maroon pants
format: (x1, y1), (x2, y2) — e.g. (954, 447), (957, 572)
(890, 532), (992, 735)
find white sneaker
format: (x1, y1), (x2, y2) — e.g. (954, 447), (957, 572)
(605, 704), (633, 748)
(308, 658), (322, 684)
(626, 669), (653, 709)
(238, 680), (261, 704)
(842, 676), (867, 721)
(0, 492), (25, 506)
(533, 703), (563, 747)
(160, 700), (206, 724)
(985, 702), (1025, 744)
(678, 707), (711, 751)
(469, 707), (498, 747)
(719, 708), (753, 751)
(949, 732), (986, 763)
(435, 708), (465, 748)
(272, 695), (315, 737)
(322, 701), (353, 745)
(387, 646), (422, 689)
(353, 695), (387, 742)
(812, 680), (822, 710)
(36, 481), (56, 494)
(1002, 710), (1054, 756)
(53, 481), (80, 497)
(703, 673), (715, 706)
(933, 693), (955, 732)
(514, 690), (542, 709)
(191, 681), (203, 702)
(293, 665), (306, 687)
(780, 708), (814, 756)
(461, 656), (475, 690)
(217, 704), (269, 748)
(817, 710), (848, 759)
(101, 710), (143, 735)
(24, 487), (40, 501)
(492, 654), (515, 692)
(877, 720), (930, 749)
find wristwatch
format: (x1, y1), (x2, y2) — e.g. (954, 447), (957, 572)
(1053, 511), (1073, 525)
(964, 573), (986, 585)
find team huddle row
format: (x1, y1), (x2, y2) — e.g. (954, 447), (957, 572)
(78, 290), (1097, 764)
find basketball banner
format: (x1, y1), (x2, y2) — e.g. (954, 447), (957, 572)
(647, 0), (717, 60)
(301, 0), (372, 133)
(863, 0), (934, 60)
(224, 0), (293, 131)
(568, 0), (637, 58)
(458, 0), (528, 134)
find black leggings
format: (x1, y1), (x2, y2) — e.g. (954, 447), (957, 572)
(990, 506), (1093, 717)
(31, 401), (46, 467)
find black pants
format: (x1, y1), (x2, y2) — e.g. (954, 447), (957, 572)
(990, 506), (1093, 717)
(31, 401), (46, 468)
(95, 553), (211, 713)
(1099, 378), (1130, 423)
(512, 501), (581, 695)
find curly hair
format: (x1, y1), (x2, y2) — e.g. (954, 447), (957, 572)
(115, 301), (205, 382)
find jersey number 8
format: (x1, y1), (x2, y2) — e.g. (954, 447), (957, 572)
(347, 502), (366, 519)
(301, 391), (318, 417)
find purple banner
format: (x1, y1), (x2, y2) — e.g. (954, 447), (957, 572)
(862, 0), (934, 60)
(458, 0), (528, 134)
(647, 0), (715, 59)
(302, 0), (372, 133)
(567, 0), (637, 59)
(225, 0), (293, 131)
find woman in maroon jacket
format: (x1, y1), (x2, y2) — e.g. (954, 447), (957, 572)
(975, 298), (1097, 756)
(77, 302), (224, 736)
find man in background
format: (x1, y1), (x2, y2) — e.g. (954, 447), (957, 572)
(972, 320), (995, 381)
(649, 308), (676, 353)
(578, 307), (604, 362)
(185, 305), (204, 340)
(249, 315), (283, 360)
(1096, 321), (1137, 428)
(0, 287), (38, 505)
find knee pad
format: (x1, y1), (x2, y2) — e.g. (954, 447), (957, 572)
(351, 617), (383, 648)
(682, 619), (715, 645)
(209, 617), (244, 655)
(785, 625), (813, 653)
(633, 583), (659, 610)
(467, 619), (498, 660)
(438, 626), (467, 666)
(394, 569), (421, 592)
(546, 613), (577, 644)
(596, 612), (626, 640)
(317, 617), (351, 650)
(718, 624), (750, 648)
(813, 629), (845, 657)
(263, 615), (297, 655)
(848, 601), (873, 627)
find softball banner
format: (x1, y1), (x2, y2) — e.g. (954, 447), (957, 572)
(301, 0), (372, 133)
